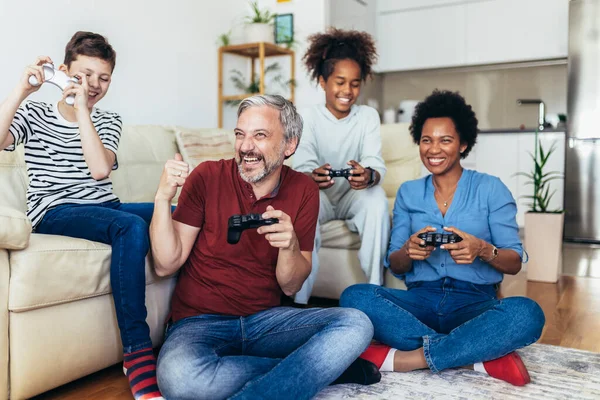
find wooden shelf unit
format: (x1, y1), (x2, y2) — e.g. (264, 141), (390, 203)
(218, 42), (295, 128)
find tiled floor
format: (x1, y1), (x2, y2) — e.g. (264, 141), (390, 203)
(562, 242), (600, 278)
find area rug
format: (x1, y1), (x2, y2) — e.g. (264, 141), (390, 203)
(316, 344), (600, 399)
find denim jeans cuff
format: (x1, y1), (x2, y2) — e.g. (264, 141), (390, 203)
(422, 335), (440, 373)
(123, 340), (154, 354)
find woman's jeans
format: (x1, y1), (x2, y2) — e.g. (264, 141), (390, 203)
(37, 201), (156, 353)
(340, 278), (545, 372)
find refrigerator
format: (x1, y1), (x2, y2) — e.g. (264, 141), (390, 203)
(564, 0), (600, 243)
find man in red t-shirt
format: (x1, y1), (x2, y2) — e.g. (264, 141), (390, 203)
(149, 95), (379, 399)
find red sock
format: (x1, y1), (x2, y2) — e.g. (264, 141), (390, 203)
(359, 343), (392, 369)
(123, 348), (164, 400)
(482, 352), (531, 386)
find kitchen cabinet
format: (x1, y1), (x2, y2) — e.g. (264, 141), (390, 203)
(460, 131), (565, 227)
(377, 5), (467, 72)
(465, 0), (568, 65)
(329, 0), (376, 38)
(375, 0), (568, 72)
(377, 0), (479, 13)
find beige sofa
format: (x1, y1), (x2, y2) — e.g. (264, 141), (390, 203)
(0, 122), (419, 399)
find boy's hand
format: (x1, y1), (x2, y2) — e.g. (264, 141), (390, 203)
(64, 74), (89, 112)
(155, 153), (190, 202)
(19, 56), (53, 96)
(347, 160), (370, 190)
(311, 163), (335, 190)
(258, 206), (298, 251)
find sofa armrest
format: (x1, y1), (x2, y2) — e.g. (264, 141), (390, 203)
(0, 206), (31, 250)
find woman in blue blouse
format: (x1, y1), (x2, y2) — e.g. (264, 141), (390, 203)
(340, 90), (545, 386)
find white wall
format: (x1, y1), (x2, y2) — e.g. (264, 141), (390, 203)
(0, 0), (331, 129)
(0, 0), (246, 128)
(255, 0), (329, 109)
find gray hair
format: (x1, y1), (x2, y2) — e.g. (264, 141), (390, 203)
(237, 95), (303, 145)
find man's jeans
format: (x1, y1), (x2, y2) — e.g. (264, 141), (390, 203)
(340, 278), (545, 372)
(36, 201), (155, 353)
(157, 307), (374, 400)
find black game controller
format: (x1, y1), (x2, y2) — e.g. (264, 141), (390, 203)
(318, 168), (359, 179)
(227, 214), (279, 244)
(417, 232), (463, 248)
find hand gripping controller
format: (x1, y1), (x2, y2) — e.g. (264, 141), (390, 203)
(318, 168), (359, 179)
(28, 63), (78, 106)
(418, 232), (463, 248)
(227, 213), (279, 244)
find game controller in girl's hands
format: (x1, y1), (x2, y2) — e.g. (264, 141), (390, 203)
(28, 63), (78, 106)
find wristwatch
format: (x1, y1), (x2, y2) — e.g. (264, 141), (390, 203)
(481, 244), (499, 263)
(366, 167), (376, 187)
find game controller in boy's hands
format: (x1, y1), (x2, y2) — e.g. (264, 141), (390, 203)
(318, 168), (359, 179)
(418, 232), (463, 248)
(227, 213), (279, 244)
(28, 63), (78, 106)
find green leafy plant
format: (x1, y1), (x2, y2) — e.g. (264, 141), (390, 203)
(217, 30), (232, 47)
(279, 32), (300, 49)
(245, 1), (275, 24)
(225, 63), (295, 106)
(516, 130), (564, 213)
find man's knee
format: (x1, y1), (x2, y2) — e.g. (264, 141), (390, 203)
(330, 307), (374, 342)
(158, 347), (227, 400)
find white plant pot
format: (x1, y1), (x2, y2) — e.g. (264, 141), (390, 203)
(244, 23), (274, 44)
(524, 212), (564, 283)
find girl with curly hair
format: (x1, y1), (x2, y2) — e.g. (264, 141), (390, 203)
(341, 90), (545, 386)
(292, 28), (389, 304)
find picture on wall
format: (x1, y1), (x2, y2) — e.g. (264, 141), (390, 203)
(274, 13), (294, 44)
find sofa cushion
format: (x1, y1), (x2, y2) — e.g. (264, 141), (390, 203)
(8, 234), (162, 312)
(0, 206), (31, 250)
(175, 127), (235, 169)
(320, 220), (361, 250)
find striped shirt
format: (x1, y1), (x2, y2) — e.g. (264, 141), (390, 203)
(6, 101), (122, 228)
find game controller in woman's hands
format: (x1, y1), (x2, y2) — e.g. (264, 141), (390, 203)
(418, 232), (463, 248)
(28, 63), (78, 105)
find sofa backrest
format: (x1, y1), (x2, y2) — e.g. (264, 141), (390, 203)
(0, 125), (182, 210)
(379, 123), (421, 209)
(110, 125), (180, 203)
(0, 123), (420, 215)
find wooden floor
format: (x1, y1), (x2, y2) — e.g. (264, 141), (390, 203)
(32, 272), (600, 400)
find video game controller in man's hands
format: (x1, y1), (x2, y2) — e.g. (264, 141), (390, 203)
(418, 232), (463, 248)
(318, 168), (359, 179)
(28, 63), (78, 105)
(227, 213), (279, 244)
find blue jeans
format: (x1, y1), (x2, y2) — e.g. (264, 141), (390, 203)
(36, 201), (156, 353)
(156, 307), (374, 400)
(340, 278), (545, 373)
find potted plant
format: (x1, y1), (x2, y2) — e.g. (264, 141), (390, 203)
(225, 62), (295, 106)
(518, 130), (564, 283)
(216, 30), (232, 47)
(244, 1), (275, 43)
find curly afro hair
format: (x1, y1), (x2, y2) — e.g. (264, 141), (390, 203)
(303, 27), (377, 83)
(410, 90), (478, 159)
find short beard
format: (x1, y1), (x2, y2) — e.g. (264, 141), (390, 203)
(237, 142), (286, 184)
